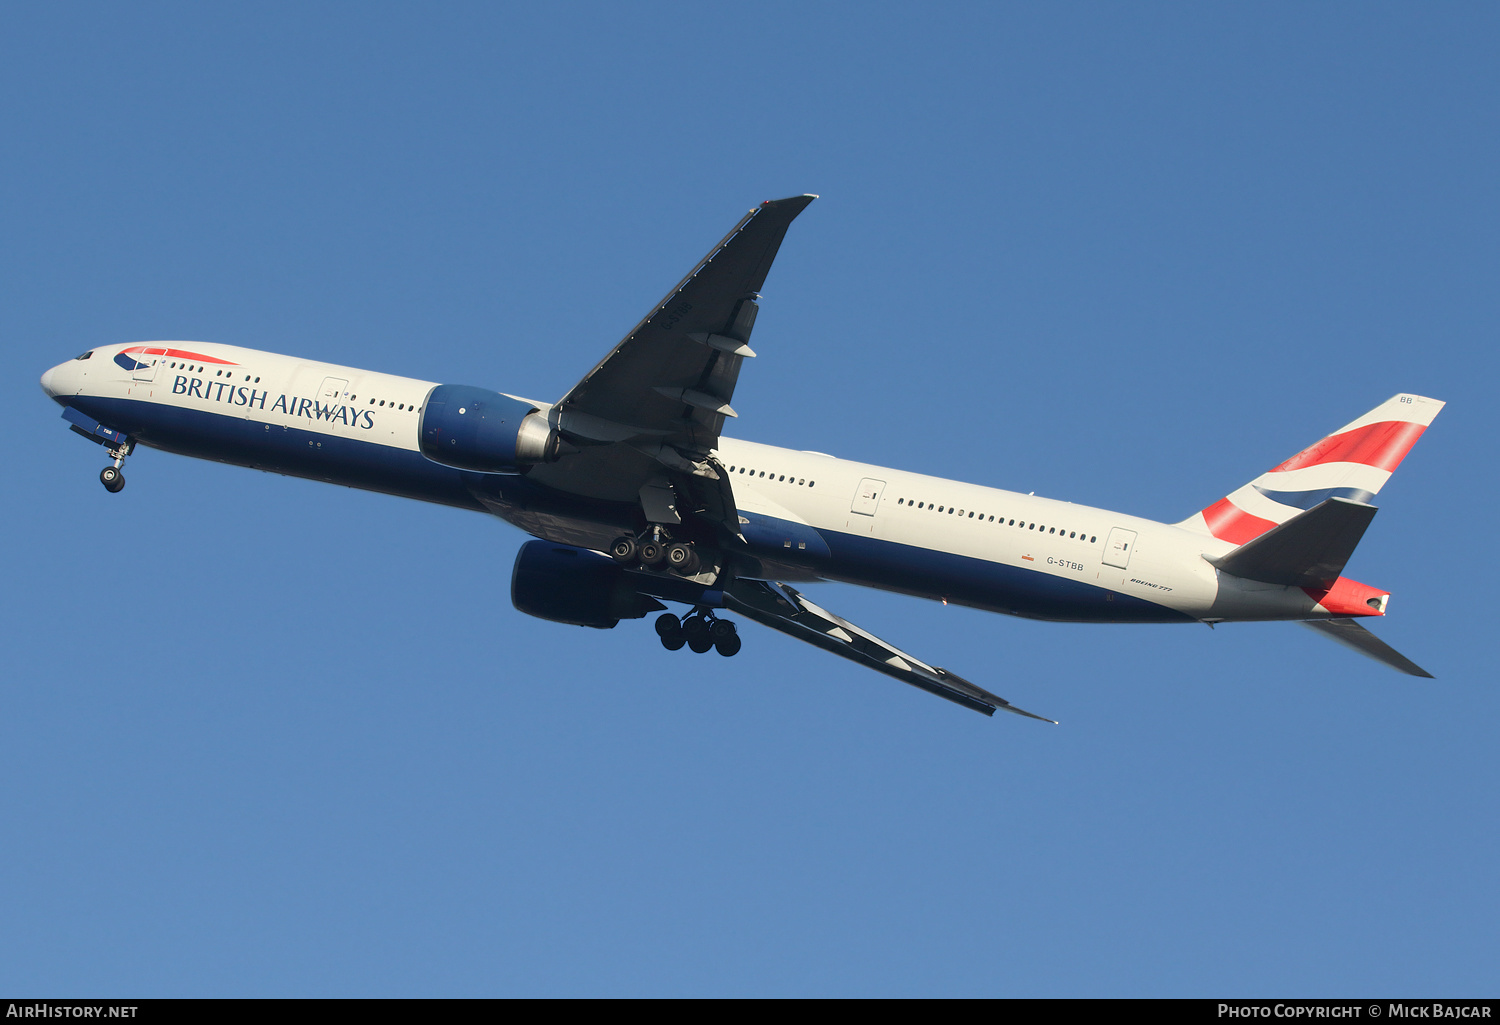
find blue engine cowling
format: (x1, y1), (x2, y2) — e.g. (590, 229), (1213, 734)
(419, 384), (561, 472)
(511, 541), (666, 629)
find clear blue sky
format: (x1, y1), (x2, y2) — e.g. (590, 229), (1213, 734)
(2, 1), (1496, 997)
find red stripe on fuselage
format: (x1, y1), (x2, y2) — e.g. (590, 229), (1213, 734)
(121, 345), (239, 366)
(1201, 498), (1279, 545)
(1272, 420), (1425, 473)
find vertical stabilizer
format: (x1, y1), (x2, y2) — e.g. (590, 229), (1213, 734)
(1179, 394), (1444, 544)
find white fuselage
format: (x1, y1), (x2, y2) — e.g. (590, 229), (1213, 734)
(41, 340), (1373, 627)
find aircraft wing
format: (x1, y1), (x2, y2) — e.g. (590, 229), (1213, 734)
(528, 196), (816, 524)
(555, 194), (815, 452)
(724, 579), (1057, 721)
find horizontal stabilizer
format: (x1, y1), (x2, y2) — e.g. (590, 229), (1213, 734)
(1209, 497), (1376, 588)
(1303, 618), (1434, 678)
(725, 579), (1055, 721)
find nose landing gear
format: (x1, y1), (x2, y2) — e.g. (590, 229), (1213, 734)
(655, 610), (740, 656)
(99, 440), (133, 493)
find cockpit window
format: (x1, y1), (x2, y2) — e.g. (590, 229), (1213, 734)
(74, 351), (93, 360)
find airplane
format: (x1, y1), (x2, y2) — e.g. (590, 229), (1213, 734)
(39, 194), (1444, 722)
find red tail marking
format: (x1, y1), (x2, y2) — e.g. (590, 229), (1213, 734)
(1273, 421), (1426, 474)
(1201, 498), (1278, 545)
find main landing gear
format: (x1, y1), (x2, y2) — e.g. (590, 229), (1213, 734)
(610, 529), (704, 577)
(99, 440), (133, 493)
(655, 610), (741, 657)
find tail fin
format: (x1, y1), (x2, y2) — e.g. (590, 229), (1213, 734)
(1178, 394), (1444, 544)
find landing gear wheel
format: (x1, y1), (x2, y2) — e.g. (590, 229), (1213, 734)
(665, 542), (701, 575)
(609, 536), (638, 564)
(710, 619), (740, 656)
(681, 615), (715, 654)
(655, 614), (687, 651)
(100, 466), (125, 493)
(638, 541), (665, 567)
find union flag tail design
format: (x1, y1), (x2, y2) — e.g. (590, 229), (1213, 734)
(1178, 394), (1445, 545)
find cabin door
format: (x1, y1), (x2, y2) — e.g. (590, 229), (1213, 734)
(1102, 527), (1138, 569)
(851, 478), (886, 516)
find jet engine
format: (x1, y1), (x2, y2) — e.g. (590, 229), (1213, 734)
(511, 541), (666, 629)
(419, 384), (562, 472)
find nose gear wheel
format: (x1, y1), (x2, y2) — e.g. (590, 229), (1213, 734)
(98, 439), (133, 493)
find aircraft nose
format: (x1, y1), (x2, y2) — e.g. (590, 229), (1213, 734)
(40, 364), (60, 399)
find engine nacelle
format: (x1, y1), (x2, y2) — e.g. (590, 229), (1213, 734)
(511, 541), (666, 629)
(419, 384), (561, 473)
